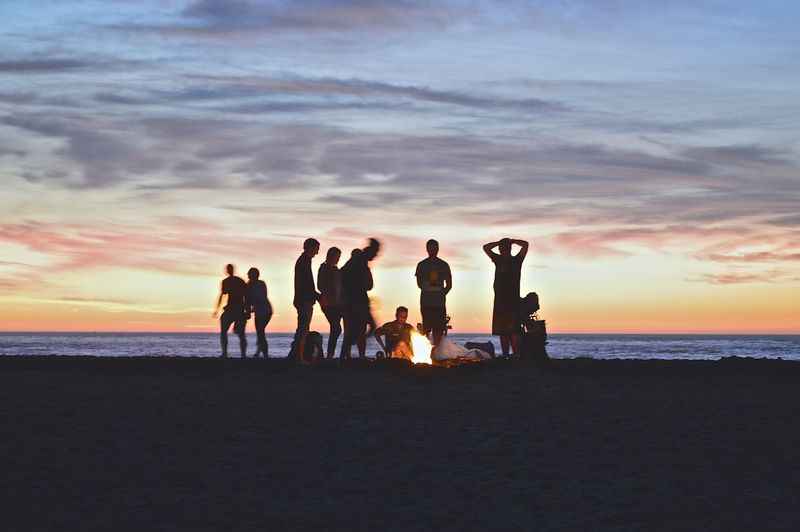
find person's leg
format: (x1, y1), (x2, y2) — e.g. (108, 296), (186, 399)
(511, 333), (521, 358)
(324, 307), (342, 358)
(255, 313), (267, 357)
(355, 306), (368, 358)
(234, 317), (247, 358)
(293, 303), (313, 364)
(430, 307), (445, 347)
(432, 328), (444, 347)
(339, 307), (352, 360)
(219, 311), (233, 358)
(500, 335), (511, 356)
(357, 333), (366, 358)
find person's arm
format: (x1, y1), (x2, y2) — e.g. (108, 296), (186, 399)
(365, 262), (373, 292)
(415, 263), (423, 290)
(443, 263), (452, 296)
(513, 239), (530, 260)
(483, 240), (501, 259)
(317, 265), (329, 304)
(212, 282), (224, 318)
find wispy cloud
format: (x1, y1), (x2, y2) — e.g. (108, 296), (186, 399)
(127, 0), (471, 37)
(0, 58), (96, 73)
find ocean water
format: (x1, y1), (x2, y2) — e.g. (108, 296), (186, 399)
(1, 332), (799, 360)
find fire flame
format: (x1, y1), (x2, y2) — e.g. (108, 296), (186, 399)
(410, 331), (433, 364)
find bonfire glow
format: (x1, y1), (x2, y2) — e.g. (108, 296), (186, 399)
(410, 332), (433, 364)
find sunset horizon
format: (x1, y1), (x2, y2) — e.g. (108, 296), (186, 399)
(2, 1), (798, 335)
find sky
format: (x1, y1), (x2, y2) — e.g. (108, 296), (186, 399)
(0, 0), (798, 333)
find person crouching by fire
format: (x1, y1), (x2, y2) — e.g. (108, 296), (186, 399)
(374, 306), (415, 360)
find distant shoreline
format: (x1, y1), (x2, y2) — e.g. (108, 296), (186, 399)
(1, 331), (799, 336)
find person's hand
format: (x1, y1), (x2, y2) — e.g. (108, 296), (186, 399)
(211, 311), (218, 319)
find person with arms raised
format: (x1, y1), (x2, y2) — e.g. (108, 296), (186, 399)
(483, 238), (529, 357)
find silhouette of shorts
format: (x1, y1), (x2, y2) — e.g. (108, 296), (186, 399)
(421, 306), (446, 334)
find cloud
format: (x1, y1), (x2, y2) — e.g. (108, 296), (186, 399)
(0, 218), (298, 277)
(691, 270), (799, 285)
(0, 58), (96, 73)
(682, 144), (795, 167)
(1, 113), (162, 187)
(703, 251), (800, 264)
(94, 74), (567, 115)
(147, 0), (470, 37)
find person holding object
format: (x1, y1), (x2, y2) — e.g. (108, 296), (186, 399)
(292, 238), (321, 364)
(212, 263), (248, 358)
(415, 239), (452, 347)
(483, 238), (529, 357)
(246, 267), (272, 358)
(374, 306), (414, 360)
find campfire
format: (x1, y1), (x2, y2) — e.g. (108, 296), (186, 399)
(410, 331), (433, 365)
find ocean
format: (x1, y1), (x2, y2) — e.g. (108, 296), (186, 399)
(1, 332), (799, 360)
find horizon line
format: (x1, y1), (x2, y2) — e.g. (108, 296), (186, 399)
(1, 330), (798, 336)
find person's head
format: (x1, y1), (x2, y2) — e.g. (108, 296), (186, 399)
(247, 267), (259, 281)
(303, 238), (320, 257)
(326, 246), (341, 266)
(351, 248), (362, 258)
(396, 306), (409, 324)
(225, 263), (235, 276)
(499, 238), (512, 256)
(426, 239), (439, 258)
(364, 237), (381, 261)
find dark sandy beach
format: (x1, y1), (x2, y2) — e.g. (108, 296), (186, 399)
(2, 356), (799, 531)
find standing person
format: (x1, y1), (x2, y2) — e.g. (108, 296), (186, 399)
(348, 248), (377, 358)
(212, 264), (248, 358)
(483, 238), (529, 357)
(374, 306), (414, 360)
(318, 247), (343, 359)
(293, 238), (321, 364)
(340, 238), (380, 360)
(415, 239), (452, 347)
(247, 267), (272, 358)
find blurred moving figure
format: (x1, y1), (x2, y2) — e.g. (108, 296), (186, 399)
(340, 238), (380, 360)
(212, 263), (248, 358)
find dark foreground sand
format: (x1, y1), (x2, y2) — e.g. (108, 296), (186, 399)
(2, 356), (799, 532)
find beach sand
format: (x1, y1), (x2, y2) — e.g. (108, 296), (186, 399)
(1, 356), (799, 531)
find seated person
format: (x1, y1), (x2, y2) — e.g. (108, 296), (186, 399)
(375, 306), (415, 360)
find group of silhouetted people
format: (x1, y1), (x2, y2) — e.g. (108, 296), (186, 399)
(213, 237), (529, 362)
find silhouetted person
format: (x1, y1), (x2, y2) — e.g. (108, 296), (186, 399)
(415, 239), (451, 347)
(483, 238), (529, 357)
(340, 239), (380, 359)
(212, 264), (248, 358)
(247, 267), (273, 358)
(293, 238), (321, 364)
(375, 306), (414, 360)
(318, 246), (343, 359)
